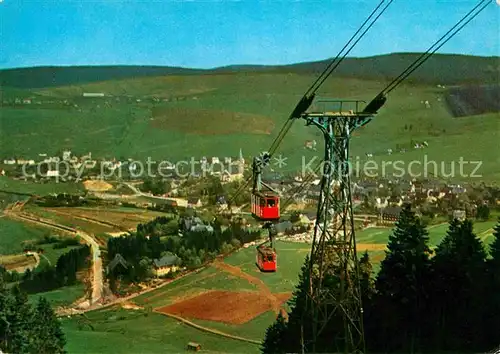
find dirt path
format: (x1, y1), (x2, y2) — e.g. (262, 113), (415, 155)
(57, 265), (212, 316)
(154, 310), (260, 345)
(212, 259), (283, 314)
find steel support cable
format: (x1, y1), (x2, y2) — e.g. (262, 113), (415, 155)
(225, 0), (394, 209)
(309, 0), (394, 94)
(303, 0), (388, 97)
(383, 0), (490, 95)
(363, 0), (492, 114)
(266, 0), (392, 158)
(226, 175), (253, 207)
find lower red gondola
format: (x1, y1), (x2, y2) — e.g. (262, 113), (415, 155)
(256, 245), (277, 272)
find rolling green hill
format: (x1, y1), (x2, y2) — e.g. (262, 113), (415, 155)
(1, 53), (499, 182)
(1, 53), (499, 89)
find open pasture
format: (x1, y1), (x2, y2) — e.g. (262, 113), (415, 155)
(23, 205), (166, 236)
(64, 217), (499, 351)
(61, 307), (260, 354)
(151, 106), (274, 135)
(0, 218), (50, 254)
(2, 71), (499, 181)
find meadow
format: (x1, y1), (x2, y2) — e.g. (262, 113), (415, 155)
(0, 177), (84, 196)
(0, 218), (50, 255)
(28, 283), (85, 308)
(61, 218), (499, 352)
(0, 218), (88, 306)
(1, 69), (499, 183)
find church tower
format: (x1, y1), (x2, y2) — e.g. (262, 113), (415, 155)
(238, 148), (245, 175)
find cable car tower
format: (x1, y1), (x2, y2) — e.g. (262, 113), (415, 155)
(299, 99), (377, 354)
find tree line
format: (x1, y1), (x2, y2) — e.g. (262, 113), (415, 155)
(0, 278), (66, 354)
(106, 214), (261, 287)
(20, 245), (90, 294)
(34, 194), (88, 207)
(263, 206), (500, 353)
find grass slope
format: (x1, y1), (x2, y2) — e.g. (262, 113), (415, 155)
(1, 55), (499, 183)
(28, 283), (85, 308)
(65, 219), (498, 352)
(2, 54), (498, 88)
(0, 218), (50, 255)
(0, 177), (84, 196)
(62, 308), (259, 354)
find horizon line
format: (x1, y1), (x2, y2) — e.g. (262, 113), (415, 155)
(1, 51), (498, 71)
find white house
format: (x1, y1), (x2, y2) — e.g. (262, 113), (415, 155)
(47, 170), (60, 177)
(83, 93), (104, 97)
(62, 150), (71, 161)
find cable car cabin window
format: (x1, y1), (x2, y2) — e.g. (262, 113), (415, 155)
(259, 198), (266, 207)
(266, 255), (274, 261)
(266, 198), (276, 207)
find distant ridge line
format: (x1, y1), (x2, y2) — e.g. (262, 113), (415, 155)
(1, 53), (498, 89)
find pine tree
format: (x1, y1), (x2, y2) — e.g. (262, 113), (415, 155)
(4, 285), (32, 353)
(29, 297), (66, 354)
(261, 312), (287, 354)
(274, 255), (311, 353)
(431, 218), (488, 351)
(358, 251), (375, 301)
(0, 275), (9, 352)
(373, 204), (432, 353)
(489, 218), (500, 267)
(485, 218), (500, 350)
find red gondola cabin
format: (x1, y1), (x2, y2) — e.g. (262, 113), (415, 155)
(251, 192), (280, 220)
(256, 245), (277, 272)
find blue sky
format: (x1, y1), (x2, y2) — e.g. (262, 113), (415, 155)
(1, 0), (499, 69)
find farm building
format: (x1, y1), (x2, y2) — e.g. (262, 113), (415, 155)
(106, 254), (128, 274)
(379, 206), (402, 224)
(187, 342), (201, 351)
(46, 170), (60, 178)
(83, 92), (105, 97)
(452, 209), (466, 221)
(180, 216), (214, 234)
(152, 254), (181, 277)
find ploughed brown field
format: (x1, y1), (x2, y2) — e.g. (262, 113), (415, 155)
(155, 290), (291, 325)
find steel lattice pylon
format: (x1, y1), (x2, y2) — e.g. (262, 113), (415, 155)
(300, 100), (375, 354)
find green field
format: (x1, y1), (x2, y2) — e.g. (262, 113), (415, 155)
(64, 241), (311, 351)
(0, 218), (50, 255)
(36, 243), (82, 268)
(62, 219), (499, 353)
(0, 177), (84, 196)
(356, 220), (497, 249)
(28, 283), (85, 308)
(62, 308), (259, 354)
(1, 56), (499, 183)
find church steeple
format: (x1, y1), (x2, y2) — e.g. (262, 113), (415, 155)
(239, 148), (244, 163)
(237, 148), (245, 175)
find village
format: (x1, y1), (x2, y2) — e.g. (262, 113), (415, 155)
(2, 144), (498, 232)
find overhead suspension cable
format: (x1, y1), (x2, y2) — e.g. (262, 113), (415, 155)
(384, 0), (490, 95)
(363, 0), (492, 114)
(227, 0), (393, 207)
(266, 0), (393, 158)
(306, 0), (394, 96)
